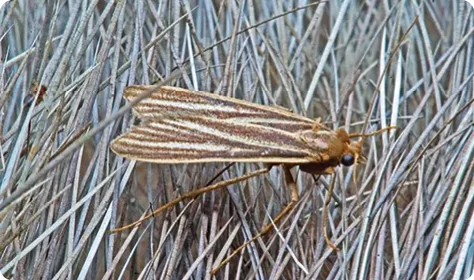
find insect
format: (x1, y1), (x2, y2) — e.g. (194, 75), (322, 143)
(24, 81), (48, 107)
(110, 85), (391, 273)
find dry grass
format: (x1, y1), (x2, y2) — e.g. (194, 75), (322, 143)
(1, 0), (474, 279)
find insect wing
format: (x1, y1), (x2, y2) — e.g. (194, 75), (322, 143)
(111, 115), (322, 164)
(112, 86), (336, 164)
(123, 86), (313, 131)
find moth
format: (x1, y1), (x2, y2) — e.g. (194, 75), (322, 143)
(110, 85), (389, 272)
(111, 85), (362, 172)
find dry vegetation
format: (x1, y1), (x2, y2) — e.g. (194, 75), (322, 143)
(1, 0), (474, 279)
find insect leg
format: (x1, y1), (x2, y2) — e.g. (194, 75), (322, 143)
(211, 165), (299, 274)
(110, 166), (272, 233)
(323, 176), (339, 250)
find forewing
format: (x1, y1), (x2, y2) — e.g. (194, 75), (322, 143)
(123, 85), (316, 133)
(111, 115), (328, 164)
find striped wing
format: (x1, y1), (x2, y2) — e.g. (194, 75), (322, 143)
(111, 86), (332, 164)
(123, 86), (314, 132)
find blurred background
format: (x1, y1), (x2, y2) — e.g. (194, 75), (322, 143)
(0, 0), (473, 279)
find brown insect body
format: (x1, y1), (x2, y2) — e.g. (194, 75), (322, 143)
(297, 128), (362, 174)
(111, 86), (361, 174)
(25, 82), (48, 106)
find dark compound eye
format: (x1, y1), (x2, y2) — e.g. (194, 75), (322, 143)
(341, 154), (355, 166)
